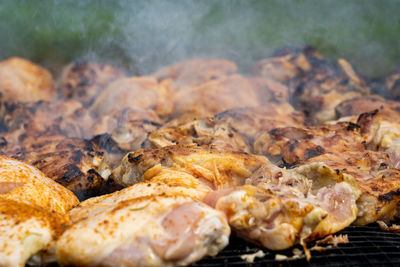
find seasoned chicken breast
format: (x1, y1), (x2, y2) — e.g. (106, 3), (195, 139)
(0, 57), (55, 102)
(57, 193), (230, 267)
(0, 156), (78, 267)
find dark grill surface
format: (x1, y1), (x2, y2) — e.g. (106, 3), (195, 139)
(193, 224), (400, 267)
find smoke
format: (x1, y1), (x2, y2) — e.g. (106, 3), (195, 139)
(0, 0), (400, 77)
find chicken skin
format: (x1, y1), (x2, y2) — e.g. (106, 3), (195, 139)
(0, 156), (78, 267)
(153, 58), (237, 90)
(0, 57), (56, 102)
(57, 184), (230, 267)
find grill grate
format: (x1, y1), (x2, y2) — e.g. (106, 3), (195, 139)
(193, 223), (400, 267)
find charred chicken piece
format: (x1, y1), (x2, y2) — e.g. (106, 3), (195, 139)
(6, 135), (108, 201)
(153, 58), (237, 90)
(172, 74), (261, 120)
(60, 62), (126, 107)
(205, 161), (360, 255)
(0, 98), (95, 143)
(148, 116), (251, 153)
(112, 145), (269, 188)
(90, 76), (174, 119)
(299, 151), (400, 226)
(292, 58), (370, 124)
(0, 57), (56, 102)
(58, 190), (230, 267)
(149, 103), (304, 153)
(93, 108), (162, 151)
(254, 121), (365, 165)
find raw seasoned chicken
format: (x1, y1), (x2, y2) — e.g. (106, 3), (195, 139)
(0, 199), (69, 267)
(153, 58), (237, 90)
(7, 135), (108, 200)
(90, 76), (174, 119)
(205, 162), (360, 256)
(57, 192), (230, 266)
(60, 62), (126, 106)
(172, 75), (261, 120)
(0, 156), (78, 267)
(112, 145), (269, 188)
(0, 57), (56, 102)
(298, 151), (400, 225)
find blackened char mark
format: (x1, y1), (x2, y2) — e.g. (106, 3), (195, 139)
(378, 189), (400, 202)
(60, 164), (84, 183)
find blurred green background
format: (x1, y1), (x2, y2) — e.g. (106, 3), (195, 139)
(0, 0), (399, 78)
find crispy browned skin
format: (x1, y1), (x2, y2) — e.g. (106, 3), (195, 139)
(5, 135), (107, 200)
(0, 57), (56, 102)
(153, 58), (238, 90)
(60, 62), (126, 107)
(298, 151), (400, 225)
(148, 103), (305, 153)
(334, 95), (400, 120)
(252, 46), (370, 124)
(112, 145), (269, 188)
(254, 121), (365, 165)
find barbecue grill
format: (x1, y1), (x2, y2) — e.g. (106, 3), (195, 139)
(195, 224), (400, 267)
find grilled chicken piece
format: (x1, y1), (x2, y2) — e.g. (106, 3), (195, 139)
(153, 58), (237, 90)
(299, 151), (400, 226)
(0, 156), (78, 213)
(0, 98), (95, 142)
(0, 157), (78, 266)
(205, 162), (359, 254)
(148, 116), (251, 153)
(254, 121), (365, 165)
(90, 76), (174, 119)
(148, 103), (304, 153)
(60, 62), (126, 107)
(386, 67), (400, 101)
(0, 57), (56, 102)
(252, 46), (370, 124)
(112, 145), (269, 188)
(172, 75), (261, 120)
(334, 95), (388, 119)
(57, 190), (230, 266)
(293, 58), (370, 124)
(251, 46), (318, 84)
(93, 108), (162, 151)
(6, 135), (107, 200)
